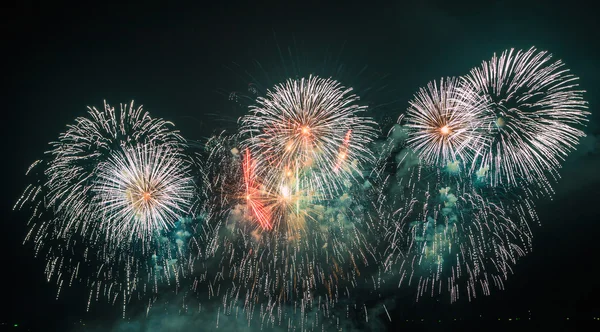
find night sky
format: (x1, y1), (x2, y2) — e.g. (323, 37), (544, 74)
(2, 0), (600, 331)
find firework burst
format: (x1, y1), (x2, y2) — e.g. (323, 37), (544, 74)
(461, 47), (589, 190)
(240, 75), (378, 204)
(404, 77), (491, 169)
(15, 101), (197, 312)
(13, 45), (593, 327)
(93, 143), (195, 244)
(36, 101), (185, 236)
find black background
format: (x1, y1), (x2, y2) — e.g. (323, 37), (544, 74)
(2, 0), (599, 330)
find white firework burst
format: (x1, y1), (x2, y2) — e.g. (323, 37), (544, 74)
(404, 77), (491, 169)
(14, 100), (195, 311)
(93, 143), (195, 244)
(44, 100), (185, 235)
(461, 47), (589, 190)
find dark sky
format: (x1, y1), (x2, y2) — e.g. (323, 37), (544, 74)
(2, 0), (599, 331)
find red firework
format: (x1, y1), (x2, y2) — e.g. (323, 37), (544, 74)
(242, 148), (272, 230)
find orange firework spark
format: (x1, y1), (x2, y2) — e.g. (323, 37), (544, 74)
(334, 129), (352, 173)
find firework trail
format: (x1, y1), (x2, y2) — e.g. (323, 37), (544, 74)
(242, 147), (273, 231)
(15, 101), (198, 313)
(378, 162), (535, 303)
(461, 47), (589, 192)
